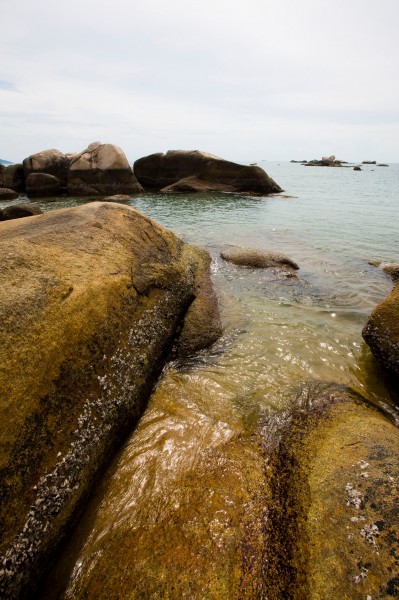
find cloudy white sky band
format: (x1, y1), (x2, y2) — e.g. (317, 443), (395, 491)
(1, 0), (398, 163)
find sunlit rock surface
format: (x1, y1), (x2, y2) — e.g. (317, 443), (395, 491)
(363, 281), (399, 377)
(0, 202), (220, 598)
(262, 382), (399, 599)
(38, 382), (399, 599)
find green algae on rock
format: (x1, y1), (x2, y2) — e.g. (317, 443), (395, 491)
(362, 281), (399, 377)
(261, 382), (399, 600)
(0, 202), (220, 599)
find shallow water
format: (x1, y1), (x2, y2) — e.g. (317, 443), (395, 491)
(18, 162), (398, 597)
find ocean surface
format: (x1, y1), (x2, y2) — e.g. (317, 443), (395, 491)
(4, 161), (399, 595)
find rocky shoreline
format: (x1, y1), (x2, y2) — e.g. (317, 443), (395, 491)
(0, 151), (398, 598)
(0, 143), (282, 201)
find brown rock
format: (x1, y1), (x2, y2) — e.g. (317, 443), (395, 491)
(0, 202), (220, 598)
(68, 142), (143, 196)
(23, 149), (70, 191)
(362, 281), (399, 376)
(0, 203), (42, 221)
(0, 188), (19, 201)
(134, 150), (282, 195)
(0, 164), (25, 192)
(221, 247), (299, 270)
(25, 173), (61, 197)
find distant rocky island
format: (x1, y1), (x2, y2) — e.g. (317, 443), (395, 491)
(290, 155), (389, 168)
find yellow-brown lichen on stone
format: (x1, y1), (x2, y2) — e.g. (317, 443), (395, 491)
(261, 382), (399, 599)
(0, 202), (220, 598)
(363, 281), (399, 377)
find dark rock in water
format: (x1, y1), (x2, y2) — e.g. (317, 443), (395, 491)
(0, 202), (220, 599)
(100, 194), (132, 202)
(68, 142), (143, 196)
(0, 164), (25, 192)
(380, 262), (399, 282)
(0, 188), (19, 201)
(305, 155), (344, 167)
(353, 165), (362, 171)
(362, 160), (376, 164)
(220, 247), (299, 271)
(261, 381), (399, 599)
(363, 280), (399, 377)
(0, 203), (42, 221)
(377, 163), (389, 167)
(133, 150), (282, 195)
(23, 149), (70, 192)
(25, 173), (61, 197)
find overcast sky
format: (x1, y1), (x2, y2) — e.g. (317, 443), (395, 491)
(1, 0), (398, 163)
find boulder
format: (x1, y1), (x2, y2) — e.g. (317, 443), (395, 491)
(362, 281), (399, 377)
(133, 150), (282, 195)
(23, 149), (70, 191)
(0, 202), (220, 598)
(0, 188), (19, 201)
(0, 164), (25, 192)
(380, 262), (399, 282)
(220, 247), (299, 270)
(353, 166), (362, 171)
(25, 173), (61, 197)
(0, 203), (43, 221)
(68, 142), (143, 196)
(362, 160), (376, 164)
(261, 382), (399, 599)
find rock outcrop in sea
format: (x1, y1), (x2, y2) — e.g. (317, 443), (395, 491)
(0, 202), (221, 599)
(363, 278), (399, 377)
(220, 247), (299, 271)
(133, 150), (282, 195)
(1, 145), (282, 198)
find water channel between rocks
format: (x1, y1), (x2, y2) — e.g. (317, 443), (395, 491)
(20, 161), (398, 597)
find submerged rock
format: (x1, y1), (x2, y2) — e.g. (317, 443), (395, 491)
(220, 247), (299, 271)
(0, 202), (220, 598)
(261, 382), (399, 599)
(68, 142), (143, 196)
(362, 280), (399, 377)
(133, 150), (282, 195)
(0, 203), (42, 221)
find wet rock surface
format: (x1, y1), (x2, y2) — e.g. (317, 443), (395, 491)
(36, 382), (399, 599)
(363, 280), (399, 377)
(133, 150), (282, 195)
(0, 202), (220, 598)
(261, 382), (399, 599)
(220, 247), (299, 271)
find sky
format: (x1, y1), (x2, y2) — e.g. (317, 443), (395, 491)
(1, 0), (399, 164)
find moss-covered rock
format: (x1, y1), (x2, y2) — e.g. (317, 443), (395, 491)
(362, 282), (399, 376)
(0, 202), (220, 598)
(261, 382), (399, 599)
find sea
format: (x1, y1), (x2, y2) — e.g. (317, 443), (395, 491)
(3, 161), (399, 595)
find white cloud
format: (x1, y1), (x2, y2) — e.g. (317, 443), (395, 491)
(1, 0), (398, 162)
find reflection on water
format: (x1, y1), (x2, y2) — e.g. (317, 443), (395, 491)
(29, 163), (399, 597)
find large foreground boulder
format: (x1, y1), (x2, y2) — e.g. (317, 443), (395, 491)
(0, 202), (220, 598)
(68, 142), (143, 196)
(133, 150), (282, 195)
(37, 382), (399, 599)
(262, 382), (399, 599)
(362, 281), (399, 377)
